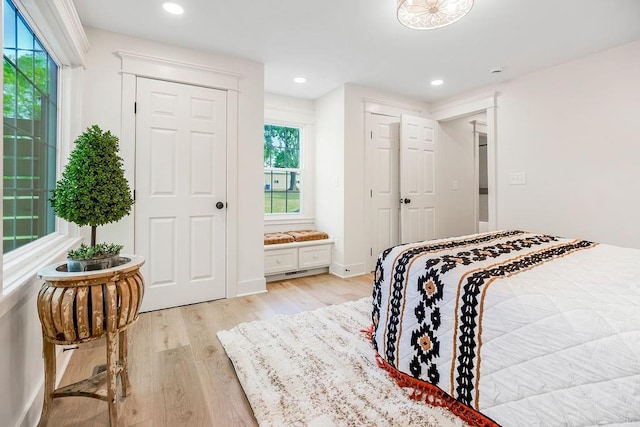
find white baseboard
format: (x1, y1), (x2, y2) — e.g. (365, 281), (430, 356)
(236, 289), (268, 297)
(235, 277), (267, 297)
(19, 346), (74, 427)
(18, 379), (42, 427)
(264, 267), (329, 283)
(330, 262), (366, 278)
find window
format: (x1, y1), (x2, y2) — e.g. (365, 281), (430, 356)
(3, 0), (59, 253)
(264, 124), (302, 214)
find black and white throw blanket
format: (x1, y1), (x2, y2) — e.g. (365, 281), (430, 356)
(372, 230), (640, 426)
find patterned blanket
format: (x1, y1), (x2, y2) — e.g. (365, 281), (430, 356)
(372, 231), (640, 426)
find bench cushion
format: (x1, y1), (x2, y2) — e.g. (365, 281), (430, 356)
(285, 230), (329, 242)
(264, 232), (295, 245)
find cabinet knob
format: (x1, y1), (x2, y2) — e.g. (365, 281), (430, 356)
(276, 259), (282, 264)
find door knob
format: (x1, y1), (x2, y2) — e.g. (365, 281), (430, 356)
(400, 198), (411, 204)
(216, 201), (224, 209)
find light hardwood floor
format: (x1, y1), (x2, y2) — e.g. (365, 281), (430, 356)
(49, 273), (373, 426)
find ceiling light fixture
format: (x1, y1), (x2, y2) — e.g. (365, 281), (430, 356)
(162, 2), (184, 15)
(430, 79), (444, 86)
(293, 77), (307, 84)
(397, 0), (474, 30)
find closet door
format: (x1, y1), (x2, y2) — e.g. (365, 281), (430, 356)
(365, 113), (400, 271)
(135, 77), (227, 312)
(399, 114), (438, 244)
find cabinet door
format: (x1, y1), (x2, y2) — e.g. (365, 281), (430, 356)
(299, 245), (331, 269)
(265, 248), (298, 274)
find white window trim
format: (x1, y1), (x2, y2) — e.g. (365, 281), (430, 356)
(1, 0), (87, 312)
(263, 101), (316, 222)
(0, 233), (81, 318)
(264, 121), (308, 219)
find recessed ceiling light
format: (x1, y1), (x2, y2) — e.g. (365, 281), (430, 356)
(294, 77), (307, 84)
(162, 2), (184, 15)
(430, 79), (444, 86)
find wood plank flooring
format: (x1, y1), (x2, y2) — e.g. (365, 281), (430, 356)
(49, 273), (373, 426)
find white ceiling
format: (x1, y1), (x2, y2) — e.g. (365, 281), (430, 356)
(73, 0), (640, 103)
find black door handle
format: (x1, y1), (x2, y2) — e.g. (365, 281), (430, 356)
(401, 198), (411, 204)
(216, 201), (224, 209)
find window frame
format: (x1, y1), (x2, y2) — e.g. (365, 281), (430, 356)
(263, 122), (304, 217)
(1, 0), (83, 306)
(263, 97), (316, 224)
(3, 0), (60, 253)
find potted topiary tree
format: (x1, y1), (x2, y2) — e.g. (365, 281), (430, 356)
(50, 125), (134, 272)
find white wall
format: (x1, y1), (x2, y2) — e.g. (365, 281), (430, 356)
(265, 92), (314, 115)
(0, 253), (75, 427)
(314, 86), (345, 273)
(494, 40), (640, 248)
(80, 28), (265, 295)
(1, 281), (46, 427)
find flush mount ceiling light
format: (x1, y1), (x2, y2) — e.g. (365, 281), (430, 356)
(293, 77), (307, 83)
(430, 79), (444, 86)
(397, 0), (474, 30)
(162, 2), (184, 15)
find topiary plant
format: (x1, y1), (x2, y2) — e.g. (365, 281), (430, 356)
(50, 125), (134, 251)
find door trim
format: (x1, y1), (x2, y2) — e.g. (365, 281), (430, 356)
(430, 92), (497, 232)
(117, 52), (240, 298)
(470, 120), (487, 234)
(116, 51), (241, 90)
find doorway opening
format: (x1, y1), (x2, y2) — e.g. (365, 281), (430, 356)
(432, 92), (497, 234)
(472, 120), (489, 232)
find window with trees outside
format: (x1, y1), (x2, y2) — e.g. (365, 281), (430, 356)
(3, 0), (59, 253)
(264, 124), (302, 214)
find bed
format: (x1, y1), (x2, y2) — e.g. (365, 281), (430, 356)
(371, 230), (640, 426)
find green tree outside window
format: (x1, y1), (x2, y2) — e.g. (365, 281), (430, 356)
(3, 0), (59, 253)
(264, 125), (302, 214)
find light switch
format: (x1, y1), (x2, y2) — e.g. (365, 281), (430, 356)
(453, 180), (459, 191)
(509, 172), (527, 185)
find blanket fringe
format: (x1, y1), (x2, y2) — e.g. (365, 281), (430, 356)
(360, 324), (374, 341)
(362, 325), (499, 427)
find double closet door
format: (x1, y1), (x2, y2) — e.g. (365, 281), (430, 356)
(366, 113), (438, 271)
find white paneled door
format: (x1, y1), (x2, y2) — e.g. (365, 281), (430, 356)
(365, 114), (400, 271)
(400, 114), (437, 244)
(135, 77), (227, 312)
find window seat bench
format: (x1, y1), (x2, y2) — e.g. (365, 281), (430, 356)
(264, 230), (333, 281)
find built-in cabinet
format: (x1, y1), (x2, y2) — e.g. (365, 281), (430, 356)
(264, 239), (333, 281)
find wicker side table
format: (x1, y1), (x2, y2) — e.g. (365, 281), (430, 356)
(36, 256), (145, 427)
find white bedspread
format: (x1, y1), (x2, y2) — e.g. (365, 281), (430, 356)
(372, 231), (640, 426)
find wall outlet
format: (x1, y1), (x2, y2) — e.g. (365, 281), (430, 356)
(509, 172), (527, 185)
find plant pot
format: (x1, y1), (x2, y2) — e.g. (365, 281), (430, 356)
(67, 254), (121, 272)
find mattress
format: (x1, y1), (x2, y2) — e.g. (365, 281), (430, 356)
(371, 230), (640, 426)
